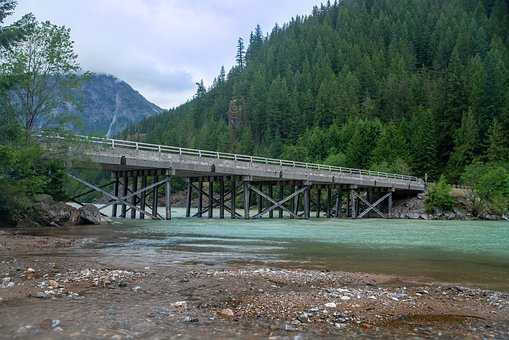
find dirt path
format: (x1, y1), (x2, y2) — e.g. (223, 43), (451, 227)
(0, 229), (508, 339)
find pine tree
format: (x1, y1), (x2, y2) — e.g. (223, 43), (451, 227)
(195, 80), (206, 98)
(486, 119), (509, 162)
(236, 37), (246, 69)
(410, 109), (440, 179)
(448, 108), (481, 181)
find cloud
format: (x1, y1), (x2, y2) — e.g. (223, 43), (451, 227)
(12, 0), (319, 108)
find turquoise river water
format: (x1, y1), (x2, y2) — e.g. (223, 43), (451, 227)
(77, 209), (509, 291)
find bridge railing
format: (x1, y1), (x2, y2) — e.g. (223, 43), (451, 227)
(40, 134), (424, 184)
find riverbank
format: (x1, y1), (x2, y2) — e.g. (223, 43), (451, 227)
(1, 228), (508, 339)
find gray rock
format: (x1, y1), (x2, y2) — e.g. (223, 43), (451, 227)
(33, 292), (49, 299)
(297, 312), (310, 323)
(78, 204), (102, 225)
(284, 324), (297, 332)
(183, 316), (199, 323)
(31, 195), (80, 226)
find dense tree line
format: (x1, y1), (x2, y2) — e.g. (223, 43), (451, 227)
(125, 0), (509, 185)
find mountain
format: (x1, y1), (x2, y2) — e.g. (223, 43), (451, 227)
(53, 74), (162, 137)
(123, 0), (509, 182)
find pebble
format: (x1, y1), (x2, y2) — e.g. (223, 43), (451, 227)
(297, 313), (310, 323)
(0, 277), (14, 289)
(219, 308), (235, 318)
(34, 292), (49, 299)
(183, 316), (199, 323)
(325, 302), (337, 308)
(48, 280), (59, 289)
(51, 320), (61, 328)
(172, 301), (187, 309)
(25, 268), (36, 279)
(340, 296), (351, 301)
(284, 324), (297, 332)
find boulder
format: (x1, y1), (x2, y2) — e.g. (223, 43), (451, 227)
(32, 195), (80, 226)
(78, 204), (102, 225)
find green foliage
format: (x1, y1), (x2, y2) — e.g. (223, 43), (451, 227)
(0, 13), (81, 135)
(462, 161), (509, 215)
(0, 3), (73, 226)
(447, 108), (481, 181)
(485, 119), (509, 163)
(0, 142), (67, 225)
(124, 0), (509, 181)
(425, 176), (454, 213)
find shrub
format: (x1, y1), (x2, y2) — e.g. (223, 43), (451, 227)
(425, 175), (454, 213)
(462, 161), (509, 216)
(0, 143), (67, 226)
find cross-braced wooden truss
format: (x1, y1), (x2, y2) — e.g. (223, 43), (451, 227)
(68, 171), (395, 221)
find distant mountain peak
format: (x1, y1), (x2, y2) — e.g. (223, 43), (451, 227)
(51, 73), (162, 137)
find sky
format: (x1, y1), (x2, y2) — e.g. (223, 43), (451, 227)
(12, 0), (320, 109)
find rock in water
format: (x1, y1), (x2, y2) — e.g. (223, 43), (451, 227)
(78, 205), (102, 225)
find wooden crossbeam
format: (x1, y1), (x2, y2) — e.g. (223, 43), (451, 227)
(250, 184), (308, 219)
(70, 181), (116, 203)
(192, 190), (239, 217)
(67, 173), (160, 219)
(97, 178), (169, 212)
(356, 192), (391, 219)
(191, 183), (243, 218)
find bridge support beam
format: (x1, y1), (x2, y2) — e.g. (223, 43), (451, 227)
(208, 177), (214, 219)
(152, 174), (159, 220)
(316, 186), (322, 218)
(121, 172), (128, 218)
(268, 183), (274, 219)
(165, 170), (172, 220)
(279, 182), (284, 219)
(334, 188), (342, 218)
(243, 181), (250, 219)
(131, 171), (138, 219)
(231, 177), (237, 219)
(198, 177), (203, 218)
(186, 178), (192, 218)
(112, 171), (119, 218)
(140, 171), (147, 219)
(350, 187), (358, 219)
(303, 184), (310, 219)
(219, 177), (225, 219)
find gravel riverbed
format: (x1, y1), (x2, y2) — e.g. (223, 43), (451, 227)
(0, 229), (508, 339)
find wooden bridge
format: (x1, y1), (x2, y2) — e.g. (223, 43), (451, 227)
(43, 135), (426, 220)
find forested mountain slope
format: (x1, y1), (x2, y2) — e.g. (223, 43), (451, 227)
(123, 0), (509, 181)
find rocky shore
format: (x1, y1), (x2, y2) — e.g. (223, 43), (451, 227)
(10, 195), (104, 228)
(0, 229), (508, 339)
(392, 193), (508, 221)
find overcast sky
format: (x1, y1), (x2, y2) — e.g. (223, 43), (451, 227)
(12, 0), (320, 109)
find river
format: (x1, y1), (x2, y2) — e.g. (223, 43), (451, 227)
(64, 208), (509, 291)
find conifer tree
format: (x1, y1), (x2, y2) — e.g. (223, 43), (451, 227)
(486, 119), (509, 163)
(236, 37), (245, 69)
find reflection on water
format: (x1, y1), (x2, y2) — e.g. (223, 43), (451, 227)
(52, 209), (509, 290)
